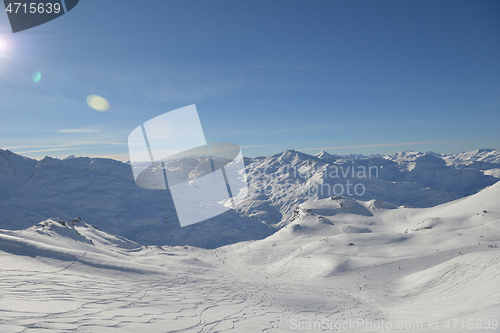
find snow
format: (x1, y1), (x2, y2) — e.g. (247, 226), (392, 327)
(0, 149), (499, 332)
(241, 149), (498, 228)
(0, 150), (274, 248)
(449, 148), (500, 165)
(484, 168), (500, 179)
(315, 151), (336, 161)
(1, 147), (499, 246)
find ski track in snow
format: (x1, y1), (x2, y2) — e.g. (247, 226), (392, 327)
(1, 240), (499, 332)
(0, 239), (387, 333)
(1, 149), (500, 332)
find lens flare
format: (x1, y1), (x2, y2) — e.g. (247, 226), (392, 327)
(86, 94), (110, 112)
(33, 72), (42, 83)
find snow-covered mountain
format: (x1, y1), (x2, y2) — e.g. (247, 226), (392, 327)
(0, 148), (499, 248)
(1, 217), (141, 253)
(1, 181), (498, 331)
(449, 148), (500, 164)
(314, 150), (336, 161)
(240, 148), (499, 227)
(0, 149), (274, 248)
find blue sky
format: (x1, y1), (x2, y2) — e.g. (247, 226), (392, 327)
(0, 0), (499, 161)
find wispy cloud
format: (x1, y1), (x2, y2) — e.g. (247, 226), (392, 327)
(300, 140), (464, 151)
(4, 140), (126, 151)
(57, 127), (100, 134)
(17, 145), (126, 154)
(5, 138), (128, 156)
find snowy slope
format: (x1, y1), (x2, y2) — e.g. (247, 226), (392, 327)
(210, 181), (500, 329)
(0, 217), (141, 253)
(222, 181), (500, 277)
(1, 182), (499, 332)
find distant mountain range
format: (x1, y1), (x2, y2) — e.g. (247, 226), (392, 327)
(1, 148), (499, 248)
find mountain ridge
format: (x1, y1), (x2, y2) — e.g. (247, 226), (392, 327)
(1, 147), (499, 248)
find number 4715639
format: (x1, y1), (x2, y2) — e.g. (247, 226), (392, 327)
(5, 2), (61, 14)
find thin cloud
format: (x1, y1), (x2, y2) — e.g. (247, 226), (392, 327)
(57, 127), (100, 134)
(17, 145), (126, 154)
(5, 141), (126, 150)
(4, 139), (127, 151)
(300, 140), (463, 151)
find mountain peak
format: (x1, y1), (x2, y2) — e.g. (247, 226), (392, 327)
(0, 149), (38, 176)
(273, 149), (314, 161)
(315, 151), (336, 161)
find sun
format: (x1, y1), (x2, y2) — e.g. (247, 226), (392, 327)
(0, 36), (10, 54)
